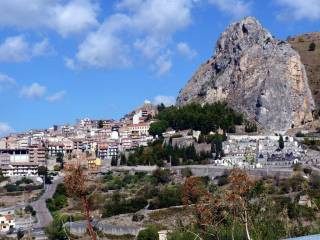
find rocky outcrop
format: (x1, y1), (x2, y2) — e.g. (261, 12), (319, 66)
(177, 17), (315, 133)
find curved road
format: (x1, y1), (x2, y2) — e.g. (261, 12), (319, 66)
(31, 176), (63, 228)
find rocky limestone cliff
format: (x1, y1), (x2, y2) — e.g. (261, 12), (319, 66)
(177, 17), (315, 133)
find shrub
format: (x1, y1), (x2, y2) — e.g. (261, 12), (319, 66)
(181, 168), (192, 178)
(5, 184), (18, 192)
(103, 192), (148, 217)
(137, 226), (159, 240)
(245, 121), (257, 133)
(309, 42), (316, 51)
(53, 165), (61, 171)
(132, 214), (145, 222)
(46, 183), (68, 213)
(295, 132), (305, 137)
(152, 169), (170, 184)
(217, 175), (229, 186)
(25, 205), (36, 216)
(303, 167), (312, 175)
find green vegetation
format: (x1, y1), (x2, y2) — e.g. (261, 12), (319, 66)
(101, 169), (184, 217)
(102, 192), (148, 217)
(150, 102), (244, 136)
(303, 137), (320, 150)
(149, 120), (169, 137)
(137, 226), (159, 240)
(56, 152), (64, 169)
(46, 183), (68, 213)
(122, 140), (211, 167)
(24, 205), (36, 216)
(279, 135), (284, 149)
(296, 132), (305, 137)
(149, 184), (183, 209)
(309, 42), (316, 51)
(98, 120), (104, 129)
(45, 214), (69, 240)
(245, 120), (257, 133)
(52, 165), (320, 240)
(173, 169), (320, 240)
(4, 178), (42, 192)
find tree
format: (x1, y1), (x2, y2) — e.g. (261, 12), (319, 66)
(64, 164), (97, 240)
(120, 154), (127, 165)
(54, 165), (61, 171)
(182, 177), (209, 205)
(98, 120), (104, 129)
(226, 169), (254, 240)
(152, 169), (170, 184)
(17, 229), (24, 240)
(279, 135), (284, 150)
(45, 216), (68, 240)
(56, 152), (64, 169)
(181, 168), (193, 178)
(25, 205), (36, 216)
(157, 103), (166, 112)
(309, 42), (316, 51)
(245, 121), (257, 133)
(111, 156), (118, 166)
(149, 120), (168, 137)
(38, 166), (47, 176)
(137, 226), (159, 240)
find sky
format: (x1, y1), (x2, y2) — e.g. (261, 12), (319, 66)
(0, 0), (320, 135)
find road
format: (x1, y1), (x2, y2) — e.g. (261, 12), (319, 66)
(31, 176), (63, 228)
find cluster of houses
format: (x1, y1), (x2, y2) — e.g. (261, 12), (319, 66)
(218, 135), (306, 168)
(0, 98), (310, 177)
(0, 101), (157, 176)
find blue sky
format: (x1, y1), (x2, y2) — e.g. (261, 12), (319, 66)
(0, 0), (319, 135)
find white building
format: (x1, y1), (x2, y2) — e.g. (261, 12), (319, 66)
(2, 162), (38, 176)
(0, 214), (15, 233)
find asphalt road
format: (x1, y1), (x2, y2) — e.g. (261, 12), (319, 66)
(31, 176), (63, 229)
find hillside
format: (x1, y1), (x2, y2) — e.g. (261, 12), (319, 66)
(288, 33), (320, 109)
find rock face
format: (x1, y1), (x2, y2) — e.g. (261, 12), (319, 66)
(177, 17), (315, 133)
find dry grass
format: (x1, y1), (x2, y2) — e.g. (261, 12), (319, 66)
(289, 33), (320, 107)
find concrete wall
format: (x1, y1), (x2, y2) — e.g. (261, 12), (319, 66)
(65, 221), (141, 237)
(172, 165), (293, 178)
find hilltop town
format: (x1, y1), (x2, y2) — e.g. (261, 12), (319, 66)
(1, 16), (320, 240)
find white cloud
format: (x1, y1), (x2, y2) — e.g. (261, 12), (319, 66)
(134, 37), (162, 59)
(0, 0), (99, 36)
(65, 57), (78, 70)
(20, 83), (46, 99)
(0, 73), (16, 90)
(209, 0), (252, 19)
(276, 0), (320, 21)
(153, 95), (176, 106)
(0, 36), (51, 63)
(47, 90), (66, 102)
(32, 38), (51, 56)
(69, 0), (197, 74)
(177, 42), (197, 59)
(76, 28), (131, 69)
(153, 53), (172, 76)
(0, 122), (13, 136)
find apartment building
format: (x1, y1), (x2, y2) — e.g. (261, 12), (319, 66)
(29, 145), (47, 166)
(2, 162), (38, 176)
(128, 122), (150, 136)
